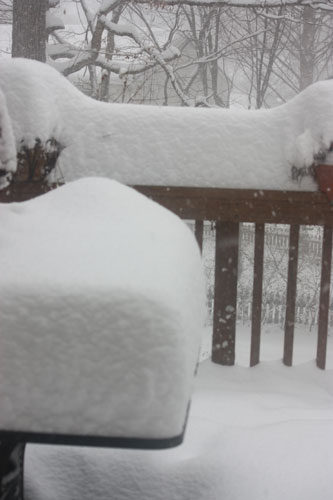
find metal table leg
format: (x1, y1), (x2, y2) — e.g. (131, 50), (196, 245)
(0, 441), (26, 500)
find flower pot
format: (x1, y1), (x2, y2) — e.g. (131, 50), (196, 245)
(314, 164), (333, 202)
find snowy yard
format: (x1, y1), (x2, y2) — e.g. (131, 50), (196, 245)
(24, 325), (333, 500)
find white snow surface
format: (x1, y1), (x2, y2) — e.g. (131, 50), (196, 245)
(24, 359), (333, 500)
(0, 177), (205, 438)
(0, 85), (17, 187)
(0, 58), (332, 191)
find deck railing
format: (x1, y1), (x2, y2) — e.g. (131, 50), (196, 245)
(1, 182), (333, 369)
(134, 186), (333, 370)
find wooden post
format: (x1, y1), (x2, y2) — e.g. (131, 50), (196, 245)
(283, 224), (300, 366)
(12, 0), (47, 62)
(250, 223), (265, 367)
(317, 225), (333, 369)
(212, 221), (239, 365)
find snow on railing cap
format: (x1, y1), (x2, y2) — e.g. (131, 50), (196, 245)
(1, 58), (333, 192)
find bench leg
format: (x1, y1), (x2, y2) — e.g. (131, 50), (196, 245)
(0, 441), (26, 500)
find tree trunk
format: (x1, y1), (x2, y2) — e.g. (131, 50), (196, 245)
(12, 0), (47, 62)
(299, 6), (316, 91)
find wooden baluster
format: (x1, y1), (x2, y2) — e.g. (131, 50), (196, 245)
(317, 225), (333, 369)
(212, 221), (239, 365)
(250, 223), (265, 367)
(283, 224), (300, 366)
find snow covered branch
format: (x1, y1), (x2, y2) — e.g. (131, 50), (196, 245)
(125, 0), (333, 8)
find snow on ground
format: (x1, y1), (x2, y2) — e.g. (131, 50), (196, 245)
(0, 58), (332, 191)
(24, 329), (333, 500)
(0, 178), (204, 439)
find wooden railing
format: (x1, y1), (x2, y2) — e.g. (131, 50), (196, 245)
(134, 186), (333, 370)
(1, 182), (333, 369)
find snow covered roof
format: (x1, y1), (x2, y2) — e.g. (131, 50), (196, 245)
(0, 58), (333, 191)
(0, 178), (205, 443)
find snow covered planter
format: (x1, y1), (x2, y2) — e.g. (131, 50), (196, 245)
(0, 178), (205, 447)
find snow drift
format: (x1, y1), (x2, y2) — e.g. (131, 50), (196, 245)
(0, 85), (17, 188)
(24, 360), (333, 500)
(0, 178), (205, 441)
(0, 58), (332, 191)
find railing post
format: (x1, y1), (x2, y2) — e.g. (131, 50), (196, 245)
(212, 221), (239, 366)
(317, 225), (333, 369)
(250, 223), (265, 367)
(283, 224), (300, 367)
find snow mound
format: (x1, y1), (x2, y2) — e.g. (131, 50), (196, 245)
(0, 178), (205, 440)
(0, 86), (17, 188)
(24, 360), (333, 500)
(1, 58), (333, 191)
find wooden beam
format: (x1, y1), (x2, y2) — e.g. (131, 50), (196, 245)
(134, 186), (333, 225)
(0, 182), (59, 203)
(2, 184), (333, 227)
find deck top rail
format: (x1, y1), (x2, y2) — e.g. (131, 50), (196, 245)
(134, 186), (333, 225)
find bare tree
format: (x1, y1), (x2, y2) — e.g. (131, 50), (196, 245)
(0, 0), (12, 24)
(4, 0), (333, 106)
(12, 0), (48, 61)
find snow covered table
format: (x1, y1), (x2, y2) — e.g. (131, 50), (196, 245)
(0, 178), (204, 452)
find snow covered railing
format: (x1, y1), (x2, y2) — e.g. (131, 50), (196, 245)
(1, 181), (332, 369)
(134, 185), (333, 370)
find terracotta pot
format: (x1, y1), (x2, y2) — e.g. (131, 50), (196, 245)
(314, 164), (333, 202)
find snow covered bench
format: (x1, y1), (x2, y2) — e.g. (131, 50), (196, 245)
(0, 178), (205, 497)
